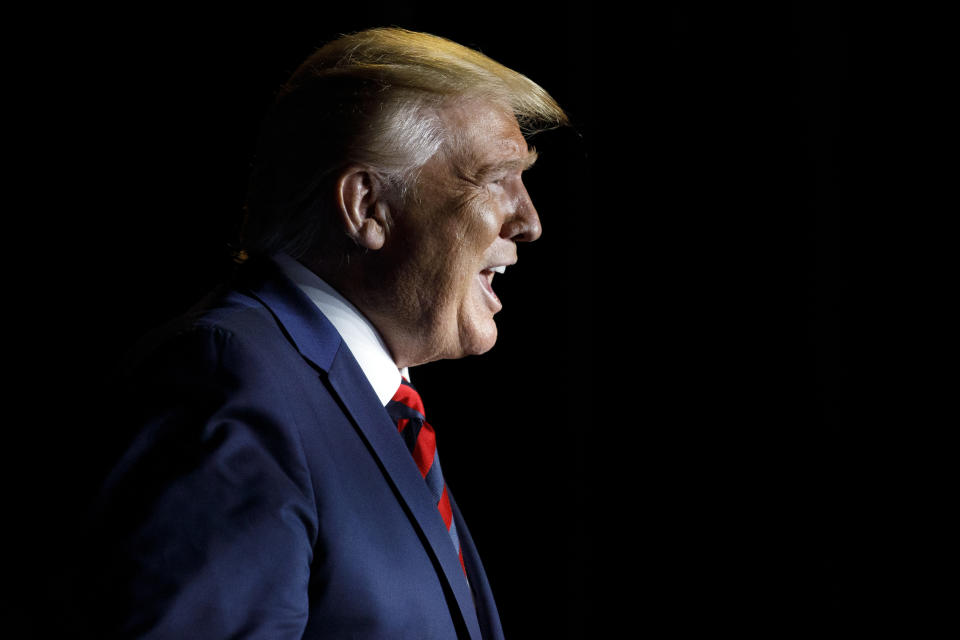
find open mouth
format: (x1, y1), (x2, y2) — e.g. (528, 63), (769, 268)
(479, 265), (507, 309)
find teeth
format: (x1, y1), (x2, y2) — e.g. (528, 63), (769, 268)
(490, 265), (506, 274)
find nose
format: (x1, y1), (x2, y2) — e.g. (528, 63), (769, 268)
(500, 186), (542, 243)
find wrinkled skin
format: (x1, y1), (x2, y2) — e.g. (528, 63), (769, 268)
(325, 99), (542, 368)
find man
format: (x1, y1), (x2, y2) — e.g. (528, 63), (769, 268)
(78, 27), (567, 639)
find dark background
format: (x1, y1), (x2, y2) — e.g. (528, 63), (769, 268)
(13, 2), (942, 637)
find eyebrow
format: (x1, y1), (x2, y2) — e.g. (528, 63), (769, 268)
(475, 147), (539, 180)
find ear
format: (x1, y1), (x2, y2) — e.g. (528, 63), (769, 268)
(335, 165), (391, 251)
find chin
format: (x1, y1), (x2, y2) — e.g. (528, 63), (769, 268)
(459, 321), (499, 357)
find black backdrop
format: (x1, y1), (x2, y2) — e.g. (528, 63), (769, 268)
(13, 2), (941, 637)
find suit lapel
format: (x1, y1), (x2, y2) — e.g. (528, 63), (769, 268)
(327, 346), (483, 640)
(241, 260), (484, 639)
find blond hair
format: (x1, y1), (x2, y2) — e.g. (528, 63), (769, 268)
(243, 27), (568, 258)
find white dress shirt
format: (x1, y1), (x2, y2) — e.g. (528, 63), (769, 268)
(273, 253), (408, 406)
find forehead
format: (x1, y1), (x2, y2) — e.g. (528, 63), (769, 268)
(440, 99), (530, 166)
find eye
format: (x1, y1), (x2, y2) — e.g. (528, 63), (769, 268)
(490, 171), (518, 187)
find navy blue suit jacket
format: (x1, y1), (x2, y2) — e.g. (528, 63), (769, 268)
(83, 259), (504, 639)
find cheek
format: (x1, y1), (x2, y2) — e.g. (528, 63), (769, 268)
(441, 208), (492, 278)
(462, 201), (503, 251)
(414, 200), (500, 312)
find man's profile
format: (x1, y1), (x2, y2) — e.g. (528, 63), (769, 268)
(75, 27), (568, 639)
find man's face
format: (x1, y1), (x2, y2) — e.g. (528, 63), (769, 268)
(370, 100), (541, 367)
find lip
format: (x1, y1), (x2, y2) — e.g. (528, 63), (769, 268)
(478, 268), (503, 312)
(483, 259), (516, 272)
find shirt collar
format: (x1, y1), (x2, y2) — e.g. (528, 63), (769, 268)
(272, 253), (408, 406)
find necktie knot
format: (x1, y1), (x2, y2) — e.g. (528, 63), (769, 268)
(387, 378), (426, 430)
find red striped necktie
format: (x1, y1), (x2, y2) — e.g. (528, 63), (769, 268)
(387, 378), (466, 577)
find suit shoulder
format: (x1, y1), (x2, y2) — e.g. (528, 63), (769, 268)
(121, 286), (295, 376)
